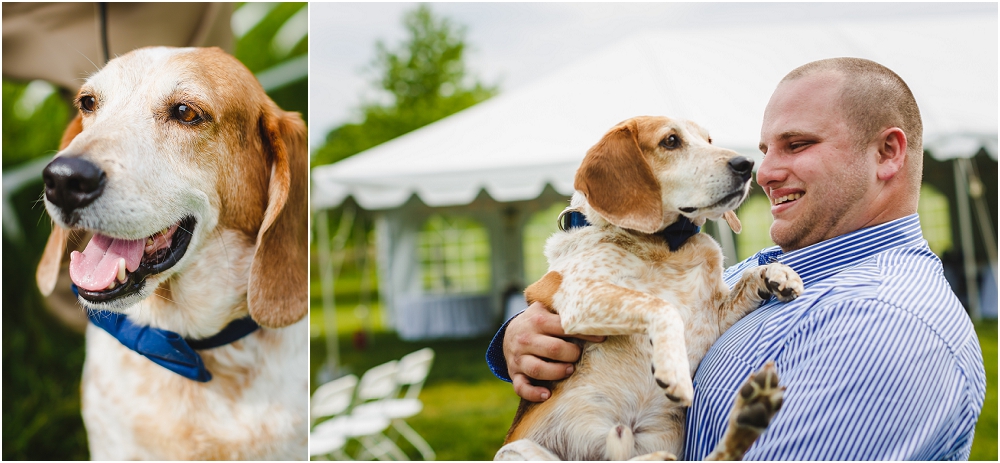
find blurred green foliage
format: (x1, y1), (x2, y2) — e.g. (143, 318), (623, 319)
(2, 3), (306, 459)
(234, 1), (308, 121)
(1, 81), (72, 169)
(311, 4), (497, 166)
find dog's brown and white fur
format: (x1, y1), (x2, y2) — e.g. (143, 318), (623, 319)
(496, 116), (802, 461)
(36, 47), (308, 459)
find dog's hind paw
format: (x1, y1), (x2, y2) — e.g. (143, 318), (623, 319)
(734, 361), (784, 430)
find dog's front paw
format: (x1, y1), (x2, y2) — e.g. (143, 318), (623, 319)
(734, 361), (784, 429)
(759, 263), (803, 302)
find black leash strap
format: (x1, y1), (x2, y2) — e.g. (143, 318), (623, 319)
(98, 3), (109, 65)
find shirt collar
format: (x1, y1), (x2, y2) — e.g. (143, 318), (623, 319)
(753, 214), (925, 286)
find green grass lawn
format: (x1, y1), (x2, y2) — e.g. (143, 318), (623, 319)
(310, 330), (518, 461)
(312, 308), (998, 461)
(971, 321), (998, 461)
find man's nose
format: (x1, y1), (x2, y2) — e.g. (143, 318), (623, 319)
(755, 150), (780, 187)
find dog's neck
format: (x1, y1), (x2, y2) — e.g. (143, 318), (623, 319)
(119, 228), (256, 339)
(570, 207), (701, 251)
(574, 194), (700, 234)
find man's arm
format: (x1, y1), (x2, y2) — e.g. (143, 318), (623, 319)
(740, 301), (981, 460)
(486, 302), (604, 402)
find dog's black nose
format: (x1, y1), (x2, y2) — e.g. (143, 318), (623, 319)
(728, 156), (754, 181)
(43, 156), (106, 212)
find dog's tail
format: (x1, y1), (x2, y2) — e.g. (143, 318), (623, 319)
(606, 424), (635, 460)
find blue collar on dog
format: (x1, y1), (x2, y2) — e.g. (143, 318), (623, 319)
(75, 285), (259, 382)
(559, 210), (701, 251)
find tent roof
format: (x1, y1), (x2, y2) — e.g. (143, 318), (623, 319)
(313, 15), (998, 210)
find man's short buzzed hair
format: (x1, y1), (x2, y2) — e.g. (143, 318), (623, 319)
(782, 58), (924, 188)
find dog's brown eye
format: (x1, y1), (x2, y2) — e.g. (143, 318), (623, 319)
(79, 96), (97, 113)
(174, 104), (201, 124)
(660, 134), (681, 150)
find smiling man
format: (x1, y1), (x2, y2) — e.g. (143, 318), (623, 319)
(487, 58), (986, 460)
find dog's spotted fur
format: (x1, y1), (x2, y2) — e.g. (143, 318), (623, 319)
(496, 116), (801, 461)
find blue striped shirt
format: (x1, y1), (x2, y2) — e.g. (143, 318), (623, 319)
(486, 214), (986, 460)
(685, 214), (986, 460)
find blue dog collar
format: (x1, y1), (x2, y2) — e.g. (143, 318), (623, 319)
(558, 210), (701, 251)
(76, 284), (259, 382)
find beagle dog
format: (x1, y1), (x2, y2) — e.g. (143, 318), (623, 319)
(36, 47), (308, 460)
(496, 116), (803, 461)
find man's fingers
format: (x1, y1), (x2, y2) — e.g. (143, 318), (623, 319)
(574, 334), (607, 343)
(522, 333), (582, 364)
(526, 303), (606, 344)
(529, 306), (568, 336)
(517, 355), (574, 381)
(512, 373), (551, 402)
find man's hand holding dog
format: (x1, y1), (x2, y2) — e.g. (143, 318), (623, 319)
(504, 302), (605, 402)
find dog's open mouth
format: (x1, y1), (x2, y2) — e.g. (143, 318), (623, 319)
(70, 216), (196, 302)
(680, 189), (747, 215)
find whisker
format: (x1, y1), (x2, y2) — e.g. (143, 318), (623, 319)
(70, 231), (85, 248)
(75, 48), (101, 73)
(215, 228), (234, 286)
(33, 193), (49, 228)
(150, 291), (178, 305)
(35, 211), (49, 228)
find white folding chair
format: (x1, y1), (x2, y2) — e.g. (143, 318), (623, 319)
(309, 374), (359, 460)
(311, 412), (392, 461)
(310, 363), (407, 461)
(355, 360), (403, 404)
(353, 348), (436, 460)
(351, 360), (408, 461)
(309, 428), (348, 461)
(311, 374), (358, 425)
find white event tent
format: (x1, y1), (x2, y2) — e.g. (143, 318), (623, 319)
(312, 15), (997, 340)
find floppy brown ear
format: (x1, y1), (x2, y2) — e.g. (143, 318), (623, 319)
(574, 120), (662, 233)
(723, 210), (742, 234)
(37, 114), (83, 296)
(247, 107), (308, 328)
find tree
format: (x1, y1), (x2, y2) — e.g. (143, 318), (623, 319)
(312, 5), (497, 166)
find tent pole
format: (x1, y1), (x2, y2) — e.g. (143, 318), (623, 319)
(316, 206), (356, 382)
(954, 159), (981, 322)
(355, 215), (373, 337)
(966, 158), (998, 282)
(315, 209), (339, 382)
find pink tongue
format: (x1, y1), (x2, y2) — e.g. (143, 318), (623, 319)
(69, 234), (145, 291)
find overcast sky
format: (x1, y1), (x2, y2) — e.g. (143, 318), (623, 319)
(308, 2), (996, 148)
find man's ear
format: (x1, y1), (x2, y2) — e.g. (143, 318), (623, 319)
(876, 127), (907, 181)
(247, 107), (308, 328)
(37, 114), (83, 296)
